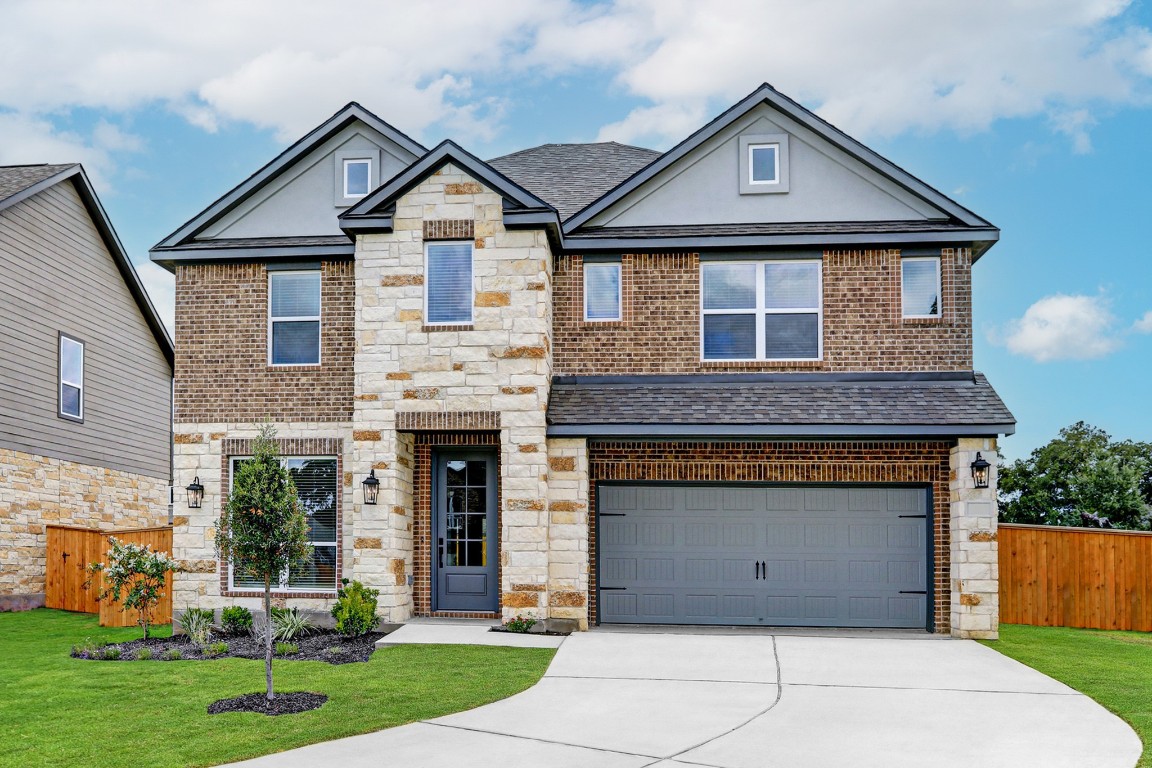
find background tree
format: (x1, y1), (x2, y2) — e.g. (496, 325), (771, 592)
(86, 537), (178, 640)
(999, 421), (1152, 529)
(215, 424), (311, 702)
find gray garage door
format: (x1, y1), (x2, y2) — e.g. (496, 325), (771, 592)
(598, 485), (928, 628)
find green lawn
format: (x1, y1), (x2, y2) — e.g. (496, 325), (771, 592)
(0, 609), (555, 768)
(985, 624), (1152, 767)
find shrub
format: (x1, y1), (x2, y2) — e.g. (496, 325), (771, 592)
(86, 537), (180, 640)
(180, 608), (215, 647)
(134, 647), (153, 661)
(504, 614), (536, 633)
(331, 579), (380, 637)
(203, 641), (229, 657)
(274, 642), (299, 657)
(221, 606), (253, 635)
(71, 638), (100, 658)
(162, 648), (183, 661)
(271, 607), (314, 641)
(100, 646), (122, 661)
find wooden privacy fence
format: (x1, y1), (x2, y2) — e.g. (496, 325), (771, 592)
(999, 522), (1152, 631)
(45, 524), (174, 627)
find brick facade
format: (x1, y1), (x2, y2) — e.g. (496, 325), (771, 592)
(173, 261), (354, 423)
(553, 249), (972, 375)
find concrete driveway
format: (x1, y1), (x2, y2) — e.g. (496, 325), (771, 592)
(226, 630), (1140, 768)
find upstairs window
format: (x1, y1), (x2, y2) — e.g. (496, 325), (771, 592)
(426, 243), (474, 325)
(748, 143), (779, 185)
(902, 257), (941, 318)
(343, 159), (371, 198)
(58, 334), (84, 421)
(739, 134), (790, 194)
(701, 260), (822, 361)
(584, 262), (622, 321)
(269, 271), (321, 365)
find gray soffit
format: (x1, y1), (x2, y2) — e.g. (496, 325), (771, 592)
(151, 102), (426, 252)
(0, 164), (174, 368)
(488, 142), (662, 221)
(561, 82), (998, 248)
(150, 235), (354, 266)
(546, 372), (1015, 438)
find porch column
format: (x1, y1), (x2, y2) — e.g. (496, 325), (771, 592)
(949, 437), (1000, 639)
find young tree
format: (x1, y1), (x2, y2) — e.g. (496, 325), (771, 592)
(86, 538), (179, 640)
(215, 424), (311, 702)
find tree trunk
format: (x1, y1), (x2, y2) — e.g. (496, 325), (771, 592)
(264, 579), (274, 702)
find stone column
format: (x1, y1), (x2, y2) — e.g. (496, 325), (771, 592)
(949, 437), (1000, 639)
(545, 438), (590, 631)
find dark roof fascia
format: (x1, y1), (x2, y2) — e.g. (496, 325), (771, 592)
(562, 82), (996, 235)
(560, 229), (999, 254)
(151, 242), (356, 270)
(15, 166), (174, 368)
(152, 103), (427, 251)
(546, 423), (1015, 438)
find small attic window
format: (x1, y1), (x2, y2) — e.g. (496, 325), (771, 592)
(749, 144), (779, 184)
(739, 134), (790, 195)
(334, 148), (381, 206)
(344, 159), (371, 198)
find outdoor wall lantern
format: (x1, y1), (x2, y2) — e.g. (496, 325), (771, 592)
(362, 470), (381, 505)
(970, 453), (991, 489)
(186, 476), (204, 509)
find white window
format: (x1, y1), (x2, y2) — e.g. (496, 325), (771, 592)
(58, 334), (84, 420)
(739, 134), (790, 194)
(343, 159), (371, 198)
(701, 260), (822, 361)
(748, 143), (779, 185)
(902, 257), (942, 318)
(229, 456), (338, 592)
(584, 262), (622, 321)
(425, 242), (474, 325)
(269, 270), (321, 366)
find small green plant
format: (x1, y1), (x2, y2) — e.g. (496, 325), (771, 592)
(274, 642), (299, 657)
(203, 641), (229, 657)
(324, 646), (345, 655)
(162, 648), (183, 661)
(134, 647), (153, 661)
(503, 614), (536, 633)
(221, 606), (253, 635)
(271, 607), (314, 641)
(331, 578), (380, 637)
(180, 608), (215, 646)
(100, 646), (122, 661)
(71, 638), (100, 658)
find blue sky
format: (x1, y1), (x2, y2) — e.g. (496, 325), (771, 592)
(2, 0), (1150, 460)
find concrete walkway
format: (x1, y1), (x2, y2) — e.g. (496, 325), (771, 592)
(225, 630), (1141, 768)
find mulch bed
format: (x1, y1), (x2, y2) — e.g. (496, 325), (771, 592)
(207, 691), (327, 716)
(72, 629), (385, 664)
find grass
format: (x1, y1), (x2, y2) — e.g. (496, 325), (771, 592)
(0, 609), (555, 768)
(985, 624), (1152, 767)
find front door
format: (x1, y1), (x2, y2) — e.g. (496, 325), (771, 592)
(433, 451), (498, 612)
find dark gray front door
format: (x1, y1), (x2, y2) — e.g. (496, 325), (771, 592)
(598, 484), (929, 629)
(434, 451), (498, 612)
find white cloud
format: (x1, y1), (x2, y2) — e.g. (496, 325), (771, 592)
(132, 259), (175, 336)
(1134, 310), (1152, 333)
(996, 294), (1123, 362)
(0, 113), (124, 191)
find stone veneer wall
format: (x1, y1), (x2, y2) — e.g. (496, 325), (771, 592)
(949, 437), (1000, 639)
(552, 249), (972, 375)
(352, 164), (554, 624)
(0, 447), (168, 609)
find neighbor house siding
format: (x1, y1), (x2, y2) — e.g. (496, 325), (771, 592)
(0, 181), (172, 480)
(552, 249), (972, 375)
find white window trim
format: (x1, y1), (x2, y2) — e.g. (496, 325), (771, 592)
(268, 270), (322, 367)
(58, 333), (84, 421)
(748, 143), (780, 186)
(583, 262), (622, 322)
(227, 455), (339, 594)
(901, 256), (942, 319)
(424, 241), (475, 326)
(699, 260), (823, 362)
(342, 158), (371, 199)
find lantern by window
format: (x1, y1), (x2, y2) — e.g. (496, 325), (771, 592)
(362, 469), (381, 505)
(186, 476), (204, 509)
(970, 453), (991, 489)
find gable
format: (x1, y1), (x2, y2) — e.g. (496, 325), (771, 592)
(586, 101), (944, 229)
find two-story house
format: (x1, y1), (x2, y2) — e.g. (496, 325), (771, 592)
(152, 84), (1012, 638)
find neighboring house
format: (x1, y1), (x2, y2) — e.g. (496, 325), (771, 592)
(0, 164), (174, 610)
(152, 84), (1012, 639)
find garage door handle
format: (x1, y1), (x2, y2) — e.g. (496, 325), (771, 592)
(898, 514), (927, 518)
(601, 513), (627, 517)
(754, 561), (761, 580)
(899, 590), (927, 595)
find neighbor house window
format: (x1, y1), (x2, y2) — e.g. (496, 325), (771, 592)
(701, 260), (822, 361)
(584, 262), (622, 321)
(425, 242), (473, 325)
(269, 270), (321, 365)
(902, 257), (941, 318)
(58, 333), (84, 420)
(748, 143), (779, 185)
(343, 159), (371, 198)
(229, 456), (338, 592)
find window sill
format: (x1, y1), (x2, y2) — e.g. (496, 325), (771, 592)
(268, 364), (323, 371)
(901, 316), (944, 325)
(422, 324), (473, 333)
(221, 590), (338, 600)
(701, 359), (826, 369)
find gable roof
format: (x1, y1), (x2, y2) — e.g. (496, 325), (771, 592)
(340, 139), (560, 236)
(489, 142), (661, 220)
(152, 102), (426, 253)
(0, 164), (174, 368)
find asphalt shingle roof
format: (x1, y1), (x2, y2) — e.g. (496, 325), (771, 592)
(0, 164), (75, 204)
(489, 142), (661, 220)
(547, 373), (1015, 431)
